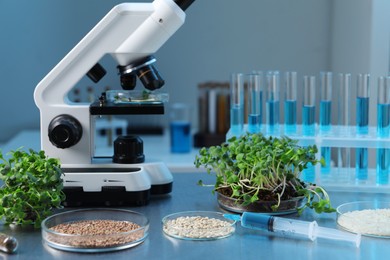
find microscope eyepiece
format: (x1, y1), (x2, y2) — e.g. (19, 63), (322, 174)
(117, 56), (164, 91)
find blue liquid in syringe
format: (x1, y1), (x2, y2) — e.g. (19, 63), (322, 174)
(302, 105), (315, 136)
(356, 97), (369, 181)
(320, 100), (332, 173)
(284, 100), (296, 134)
(231, 105), (243, 136)
(377, 103), (390, 185)
(266, 100), (280, 134)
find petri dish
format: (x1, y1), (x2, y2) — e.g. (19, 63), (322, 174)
(217, 192), (305, 215)
(106, 90), (169, 104)
(42, 208), (149, 252)
(162, 211), (236, 241)
(337, 201), (390, 238)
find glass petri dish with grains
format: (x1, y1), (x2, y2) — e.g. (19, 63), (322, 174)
(337, 201), (390, 238)
(42, 208), (149, 253)
(162, 211), (236, 241)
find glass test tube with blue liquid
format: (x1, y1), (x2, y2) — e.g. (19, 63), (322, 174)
(320, 72), (333, 174)
(376, 76), (390, 185)
(302, 76), (316, 136)
(302, 76), (316, 182)
(266, 71), (280, 135)
(230, 73), (245, 137)
(355, 74), (370, 182)
(337, 74), (351, 181)
(284, 72), (297, 135)
(247, 73), (262, 134)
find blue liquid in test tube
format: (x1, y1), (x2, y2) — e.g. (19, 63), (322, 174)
(230, 73), (244, 137)
(284, 72), (297, 135)
(355, 74), (370, 182)
(376, 76), (390, 185)
(320, 72), (333, 174)
(247, 73), (262, 133)
(302, 76), (316, 182)
(266, 71), (280, 135)
(302, 76), (316, 137)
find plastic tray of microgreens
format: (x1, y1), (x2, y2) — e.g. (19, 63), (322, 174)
(162, 211), (236, 241)
(42, 209), (149, 253)
(106, 90), (169, 104)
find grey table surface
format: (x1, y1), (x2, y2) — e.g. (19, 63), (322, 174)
(0, 172), (389, 260)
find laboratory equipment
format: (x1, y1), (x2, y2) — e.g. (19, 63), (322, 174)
(224, 212), (361, 247)
(247, 73), (262, 133)
(162, 211), (236, 240)
(284, 71), (297, 135)
(230, 73), (245, 137)
(376, 76), (390, 185)
(356, 74), (370, 182)
(302, 76), (316, 136)
(302, 76), (316, 182)
(319, 72), (332, 174)
(266, 71), (280, 135)
(42, 209), (149, 252)
(34, 0), (196, 206)
(337, 73), (351, 182)
(170, 103), (191, 153)
(337, 201), (390, 238)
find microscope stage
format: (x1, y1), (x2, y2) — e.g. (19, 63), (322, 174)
(90, 100), (164, 115)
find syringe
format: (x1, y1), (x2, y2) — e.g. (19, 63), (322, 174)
(224, 213), (361, 248)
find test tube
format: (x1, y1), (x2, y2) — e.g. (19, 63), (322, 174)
(376, 76), (390, 185)
(247, 73), (262, 133)
(266, 71), (280, 135)
(284, 71), (297, 135)
(302, 76), (316, 183)
(230, 73), (244, 137)
(302, 76), (316, 136)
(337, 73), (351, 181)
(356, 74), (370, 182)
(320, 72), (333, 174)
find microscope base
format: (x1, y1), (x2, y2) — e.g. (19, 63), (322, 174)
(63, 187), (151, 207)
(61, 163), (173, 207)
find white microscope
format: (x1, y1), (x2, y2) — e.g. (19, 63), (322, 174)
(34, 0), (195, 206)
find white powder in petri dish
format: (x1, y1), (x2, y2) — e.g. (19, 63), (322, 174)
(337, 208), (390, 236)
(163, 216), (234, 239)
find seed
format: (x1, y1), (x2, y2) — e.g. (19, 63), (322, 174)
(47, 219), (143, 248)
(163, 216), (234, 239)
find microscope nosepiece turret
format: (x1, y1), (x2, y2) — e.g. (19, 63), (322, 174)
(117, 55), (164, 91)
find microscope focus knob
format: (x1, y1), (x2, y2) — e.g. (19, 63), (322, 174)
(113, 135), (145, 164)
(48, 115), (83, 149)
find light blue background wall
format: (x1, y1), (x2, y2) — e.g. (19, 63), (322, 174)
(0, 0), (389, 144)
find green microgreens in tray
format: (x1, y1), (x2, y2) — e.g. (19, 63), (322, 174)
(0, 148), (65, 228)
(194, 132), (335, 215)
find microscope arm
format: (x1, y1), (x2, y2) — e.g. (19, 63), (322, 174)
(34, 0), (185, 108)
